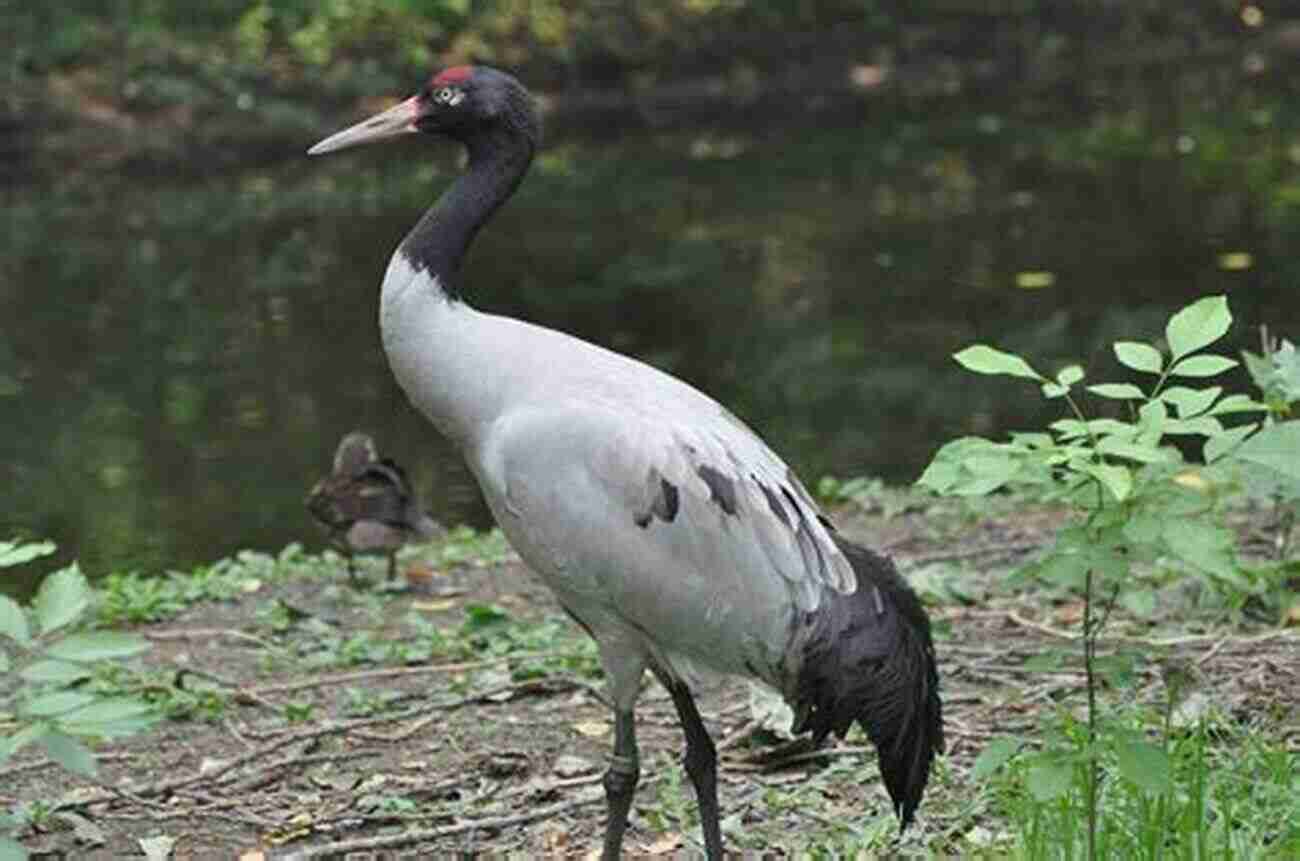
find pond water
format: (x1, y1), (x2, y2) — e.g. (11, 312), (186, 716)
(4, 59), (1298, 587)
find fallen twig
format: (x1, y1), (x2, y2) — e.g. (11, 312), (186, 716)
(1006, 612), (1300, 648)
(279, 787), (608, 858)
(249, 653), (562, 697)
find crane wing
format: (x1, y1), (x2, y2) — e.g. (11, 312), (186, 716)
(486, 397), (858, 619)
(627, 410), (857, 601)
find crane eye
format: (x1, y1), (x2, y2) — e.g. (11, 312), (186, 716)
(437, 87), (464, 106)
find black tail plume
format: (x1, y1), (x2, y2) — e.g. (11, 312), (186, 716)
(789, 536), (943, 829)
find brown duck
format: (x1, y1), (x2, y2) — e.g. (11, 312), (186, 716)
(306, 432), (440, 583)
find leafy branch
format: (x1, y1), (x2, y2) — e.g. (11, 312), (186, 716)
(1, 540), (159, 860)
(919, 295), (1299, 860)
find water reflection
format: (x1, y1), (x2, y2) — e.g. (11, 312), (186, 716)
(3, 67), (1298, 586)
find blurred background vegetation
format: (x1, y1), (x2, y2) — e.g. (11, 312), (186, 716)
(3, 1), (1299, 587)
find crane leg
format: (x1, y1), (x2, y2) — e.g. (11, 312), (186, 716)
(386, 552), (398, 581)
(656, 671), (723, 860)
(601, 709), (639, 861)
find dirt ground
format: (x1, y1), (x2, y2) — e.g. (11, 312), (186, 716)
(3, 502), (1298, 859)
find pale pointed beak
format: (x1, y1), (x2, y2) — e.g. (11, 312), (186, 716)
(307, 95), (422, 155)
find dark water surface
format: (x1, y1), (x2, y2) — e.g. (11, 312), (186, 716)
(4, 63), (1298, 586)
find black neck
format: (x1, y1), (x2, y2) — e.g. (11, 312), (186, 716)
(400, 127), (534, 297)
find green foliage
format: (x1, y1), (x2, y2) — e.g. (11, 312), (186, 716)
(0, 541), (158, 787)
(920, 297), (1299, 858)
(815, 475), (927, 519)
(1242, 332), (1300, 417)
(435, 527), (513, 569)
(342, 686), (405, 717)
(983, 707), (1300, 859)
(920, 297), (1288, 600)
(97, 545), (326, 627)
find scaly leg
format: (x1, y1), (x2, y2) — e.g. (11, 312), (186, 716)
(655, 669), (723, 859)
(601, 708), (639, 860)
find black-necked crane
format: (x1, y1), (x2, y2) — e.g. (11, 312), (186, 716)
(306, 431), (439, 584)
(308, 66), (942, 857)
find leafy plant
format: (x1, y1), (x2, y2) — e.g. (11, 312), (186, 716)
(816, 475), (927, 519)
(1238, 327), (1300, 567)
(919, 296), (1299, 858)
(1, 541), (159, 859)
(976, 703), (1300, 859)
(96, 571), (186, 625)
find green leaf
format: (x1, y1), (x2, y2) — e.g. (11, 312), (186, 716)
(1162, 519), (1238, 581)
(0, 835), (30, 861)
(0, 723), (49, 764)
(33, 564), (90, 636)
(1008, 432), (1054, 449)
(1114, 341), (1164, 374)
(19, 659), (95, 686)
(1096, 437), (1170, 464)
(1120, 588), (1157, 619)
(1085, 419), (1138, 439)
(38, 730), (97, 777)
(1116, 739), (1172, 793)
(1040, 381), (1068, 399)
(1137, 399), (1167, 437)
(1123, 513), (1163, 544)
(1164, 416), (1224, 436)
(45, 631), (150, 662)
(1233, 421), (1300, 481)
(1160, 386), (1222, 419)
(0, 540), (56, 568)
(1050, 419), (1088, 440)
(953, 345), (1043, 380)
(61, 714), (159, 740)
(964, 452), (1020, 481)
(1025, 758), (1074, 802)
(969, 737), (1020, 781)
(1087, 383), (1145, 400)
(61, 698), (153, 725)
(461, 603), (509, 630)
(1057, 364), (1085, 386)
(918, 439), (991, 494)
(1166, 295), (1231, 360)
(1083, 462), (1133, 501)
(22, 690), (98, 718)
(1209, 394), (1268, 415)
(917, 437), (1024, 497)
(0, 596), (29, 646)
(1035, 552), (1089, 590)
(1170, 355), (1237, 378)
(1204, 423), (1258, 464)
(1241, 348), (1275, 394)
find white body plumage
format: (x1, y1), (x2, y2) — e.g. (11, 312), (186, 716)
(382, 253), (851, 703)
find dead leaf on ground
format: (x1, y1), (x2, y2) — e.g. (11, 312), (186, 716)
(1055, 601), (1085, 624)
(645, 832), (684, 853)
(138, 834), (175, 860)
(412, 598), (460, 612)
(573, 719), (610, 738)
(540, 823), (569, 852)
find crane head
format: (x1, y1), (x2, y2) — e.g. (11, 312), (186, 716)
(307, 66), (536, 156)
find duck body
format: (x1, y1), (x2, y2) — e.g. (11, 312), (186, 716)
(307, 431), (439, 583)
